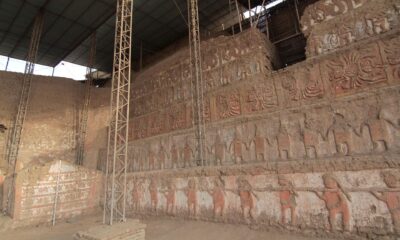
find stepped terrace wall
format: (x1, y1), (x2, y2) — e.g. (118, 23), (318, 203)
(98, 1), (400, 238)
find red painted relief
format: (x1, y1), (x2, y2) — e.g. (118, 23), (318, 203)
(325, 44), (387, 95)
(314, 174), (351, 231)
(216, 90), (241, 120)
(372, 170), (400, 234)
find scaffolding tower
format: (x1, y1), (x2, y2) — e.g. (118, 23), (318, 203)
(5, 12), (44, 212)
(76, 33), (97, 166)
(188, 0), (206, 166)
(103, 0), (133, 225)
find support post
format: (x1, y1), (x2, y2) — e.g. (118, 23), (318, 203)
(5, 57), (10, 71)
(103, 0), (133, 225)
(76, 32), (96, 166)
(5, 11), (44, 213)
(188, 0), (206, 167)
(228, 0), (235, 34)
(139, 41), (143, 71)
(248, 0), (253, 27)
(234, 0), (243, 32)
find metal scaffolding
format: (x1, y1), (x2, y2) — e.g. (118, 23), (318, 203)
(76, 33), (97, 166)
(188, 0), (206, 166)
(5, 12), (44, 212)
(103, 0), (133, 225)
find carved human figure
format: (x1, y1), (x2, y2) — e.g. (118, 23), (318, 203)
(184, 179), (198, 217)
(303, 110), (333, 159)
(183, 140), (194, 168)
(148, 149), (156, 170)
(214, 131), (226, 166)
(229, 129), (247, 164)
(170, 143), (179, 168)
(163, 179), (177, 216)
(207, 178), (226, 218)
(251, 126), (266, 162)
(367, 107), (389, 152)
(277, 175), (298, 226)
(149, 178), (158, 212)
(331, 114), (352, 156)
(277, 126), (291, 160)
(235, 177), (256, 223)
(132, 179), (144, 211)
(139, 151), (146, 171)
(372, 170), (400, 234)
(314, 174), (351, 232)
(158, 143), (167, 169)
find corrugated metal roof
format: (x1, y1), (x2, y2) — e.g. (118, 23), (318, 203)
(0, 0), (235, 71)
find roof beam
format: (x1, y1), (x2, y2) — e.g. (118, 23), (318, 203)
(43, 3), (116, 67)
(7, 0), (52, 58)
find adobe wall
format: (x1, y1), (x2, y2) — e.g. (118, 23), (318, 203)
(0, 71), (109, 172)
(4, 161), (102, 226)
(106, 1), (400, 239)
(0, 72), (109, 213)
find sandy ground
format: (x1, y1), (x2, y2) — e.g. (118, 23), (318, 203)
(0, 215), (335, 240)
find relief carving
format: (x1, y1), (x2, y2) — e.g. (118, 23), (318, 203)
(170, 142), (179, 169)
(183, 138), (194, 168)
(382, 36), (400, 81)
(245, 79), (278, 113)
(314, 174), (351, 232)
(149, 178), (158, 212)
(132, 179), (144, 211)
(281, 65), (324, 104)
(250, 125), (267, 162)
(301, 0), (369, 36)
(229, 128), (247, 164)
(161, 179), (177, 216)
(217, 90), (241, 120)
(169, 104), (187, 131)
(234, 177), (257, 223)
(303, 108), (335, 159)
(158, 142), (167, 170)
(372, 170), (400, 234)
(326, 45), (386, 95)
(202, 177), (226, 218)
(184, 179), (198, 217)
(277, 175), (298, 226)
(213, 131), (226, 166)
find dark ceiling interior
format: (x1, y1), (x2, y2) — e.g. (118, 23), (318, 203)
(0, 0), (233, 72)
(0, 0), (315, 73)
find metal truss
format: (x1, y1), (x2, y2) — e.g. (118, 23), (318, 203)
(103, 0), (133, 225)
(76, 33), (97, 166)
(5, 11), (44, 212)
(188, 0), (206, 166)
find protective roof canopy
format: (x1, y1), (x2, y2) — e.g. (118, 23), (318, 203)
(0, 0), (233, 71)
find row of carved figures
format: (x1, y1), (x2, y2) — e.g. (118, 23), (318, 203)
(126, 104), (400, 171)
(129, 170), (400, 234)
(131, 29), (266, 100)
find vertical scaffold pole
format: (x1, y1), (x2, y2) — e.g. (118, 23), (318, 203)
(103, 0), (133, 225)
(76, 32), (96, 166)
(188, 0), (206, 167)
(5, 11), (44, 213)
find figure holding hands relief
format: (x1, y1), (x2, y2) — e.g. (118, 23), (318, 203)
(314, 174), (351, 231)
(372, 170), (400, 234)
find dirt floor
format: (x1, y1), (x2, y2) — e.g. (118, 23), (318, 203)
(0, 215), (336, 240)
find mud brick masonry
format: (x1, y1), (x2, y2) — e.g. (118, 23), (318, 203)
(98, 0), (400, 238)
(0, 0), (399, 239)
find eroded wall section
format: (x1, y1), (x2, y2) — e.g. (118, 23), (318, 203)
(5, 161), (102, 226)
